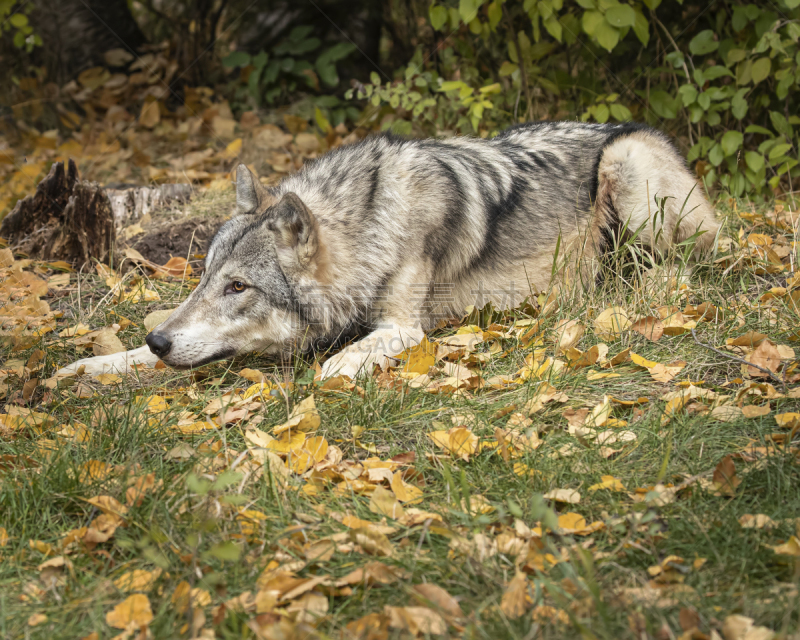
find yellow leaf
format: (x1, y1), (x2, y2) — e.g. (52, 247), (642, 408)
(584, 395), (611, 428)
(27, 613), (47, 627)
(369, 486), (405, 520)
(661, 394), (689, 425)
(273, 395), (320, 436)
(461, 494), (495, 514)
(555, 319), (585, 356)
(29, 539), (54, 555)
(113, 568), (162, 593)
(385, 606), (446, 636)
(630, 316), (664, 341)
(341, 515), (378, 529)
(143, 309), (175, 332)
(543, 488), (581, 504)
(770, 536), (800, 556)
(553, 512), (604, 535)
(587, 370), (620, 380)
(448, 426), (479, 459)
(588, 475), (625, 492)
(399, 336), (437, 374)
(351, 526), (394, 556)
(176, 421), (216, 434)
(557, 512), (586, 531)
(221, 137), (243, 160)
(242, 382), (275, 401)
(95, 373), (121, 385)
(238, 368), (267, 383)
(649, 361), (686, 383)
(630, 352), (659, 369)
(266, 431), (306, 454)
(139, 100), (161, 128)
(775, 412), (800, 429)
(742, 404), (770, 419)
(428, 427), (479, 460)
(86, 495), (128, 517)
(711, 405), (744, 422)
(594, 306), (631, 341)
(106, 594), (153, 629)
(59, 323), (91, 337)
(56, 422), (91, 444)
(738, 514), (777, 529)
(304, 436), (329, 463)
(456, 324), (483, 335)
(139, 395), (168, 414)
(160, 257), (193, 278)
(565, 345), (599, 368)
(78, 461), (112, 484)
(288, 450), (315, 474)
(500, 572), (530, 619)
(123, 223), (145, 240)
(391, 471), (423, 504)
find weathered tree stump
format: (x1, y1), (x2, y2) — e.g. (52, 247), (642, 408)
(0, 159), (115, 266)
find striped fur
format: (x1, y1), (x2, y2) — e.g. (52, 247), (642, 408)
(59, 121), (720, 379)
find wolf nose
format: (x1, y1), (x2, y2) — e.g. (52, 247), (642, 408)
(146, 332), (172, 358)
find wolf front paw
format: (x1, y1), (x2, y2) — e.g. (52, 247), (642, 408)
(56, 345), (161, 377)
(318, 325), (424, 380)
(319, 349), (385, 380)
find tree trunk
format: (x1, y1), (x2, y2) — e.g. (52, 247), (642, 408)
(0, 160), (115, 267)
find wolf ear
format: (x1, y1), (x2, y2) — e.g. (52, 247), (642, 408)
(267, 192), (321, 269)
(236, 164), (275, 214)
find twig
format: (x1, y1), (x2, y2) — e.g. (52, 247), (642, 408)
(691, 328), (786, 390)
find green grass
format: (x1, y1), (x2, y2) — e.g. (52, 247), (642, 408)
(2, 200), (800, 640)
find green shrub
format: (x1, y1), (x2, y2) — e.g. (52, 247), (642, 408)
(223, 25), (356, 111)
(0, 0), (40, 51)
(351, 0), (800, 199)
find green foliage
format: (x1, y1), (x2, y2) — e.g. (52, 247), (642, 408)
(0, 0), (40, 51)
(356, 0), (800, 199)
(223, 26), (356, 106)
(346, 59), (503, 135)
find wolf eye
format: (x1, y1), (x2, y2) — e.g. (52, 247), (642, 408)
(230, 281), (246, 293)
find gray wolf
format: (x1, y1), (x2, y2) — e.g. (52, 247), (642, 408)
(59, 121), (720, 380)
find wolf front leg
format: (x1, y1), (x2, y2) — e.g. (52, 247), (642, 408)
(319, 323), (425, 380)
(56, 345), (162, 377)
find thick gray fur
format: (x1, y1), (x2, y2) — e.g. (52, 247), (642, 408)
(60, 121), (721, 379)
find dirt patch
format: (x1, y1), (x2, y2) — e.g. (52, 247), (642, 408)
(128, 216), (223, 268)
(116, 188), (234, 272)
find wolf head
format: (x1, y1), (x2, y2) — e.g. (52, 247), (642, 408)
(144, 165), (325, 368)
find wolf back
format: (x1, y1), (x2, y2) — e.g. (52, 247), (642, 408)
(249, 120), (716, 338)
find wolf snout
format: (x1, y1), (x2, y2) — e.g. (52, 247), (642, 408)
(145, 332), (172, 358)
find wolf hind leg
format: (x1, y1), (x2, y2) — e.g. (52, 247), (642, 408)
(597, 130), (720, 257)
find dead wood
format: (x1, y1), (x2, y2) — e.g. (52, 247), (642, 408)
(0, 159), (115, 267)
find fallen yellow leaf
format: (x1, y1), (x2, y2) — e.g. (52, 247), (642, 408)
(106, 593), (153, 629)
(588, 475), (625, 492)
(594, 306), (631, 341)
